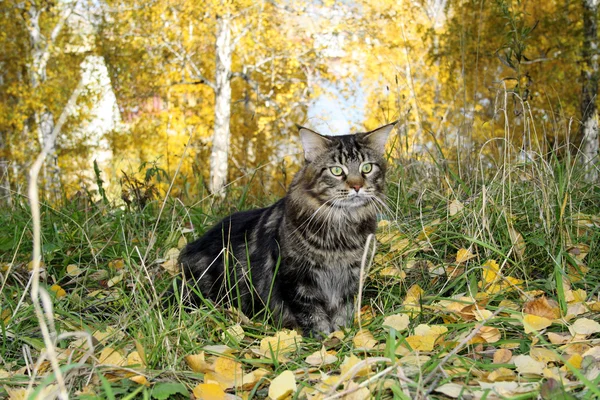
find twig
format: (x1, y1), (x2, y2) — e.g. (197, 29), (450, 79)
(27, 78), (84, 399)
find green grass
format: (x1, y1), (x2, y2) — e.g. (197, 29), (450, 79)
(1, 148), (599, 399)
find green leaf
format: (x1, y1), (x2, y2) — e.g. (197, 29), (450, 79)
(151, 382), (189, 400)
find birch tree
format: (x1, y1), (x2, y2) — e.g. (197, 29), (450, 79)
(579, 0), (599, 182)
(25, 1), (79, 198)
(101, 0), (328, 197)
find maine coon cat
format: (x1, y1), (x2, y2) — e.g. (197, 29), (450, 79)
(178, 122), (395, 336)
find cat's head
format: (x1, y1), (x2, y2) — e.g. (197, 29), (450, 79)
(292, 122), (395, 211)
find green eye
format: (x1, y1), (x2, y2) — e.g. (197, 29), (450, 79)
(330, 166), (344, 176)
(361, 163), (373, 173)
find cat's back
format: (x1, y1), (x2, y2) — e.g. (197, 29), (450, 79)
(179, 199), (285, 274)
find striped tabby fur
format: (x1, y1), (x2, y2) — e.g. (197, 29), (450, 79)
(178, 122), (395, 336)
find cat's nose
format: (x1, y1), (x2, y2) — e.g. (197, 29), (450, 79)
(351, 185), (362, 192)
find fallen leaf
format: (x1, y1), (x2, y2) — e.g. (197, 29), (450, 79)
(448, 199), (464, 216)
(569, 318), (600, 336)
(456, 248), (475, 263)
(340, 354), (371, 378)
(126, 351), (145, 367)
(523, 297), (561, 320)
(186, 352), (212, 373)
(487, 367), (516, 382)
(107, 273), (124, 288)
(523, 314), (553, 333)
(108, 259), (125, 270)
(268, 370), (296, 400)
(50, 284), (66, 298)
(493, 349), (512, 364)
(482, 259), (500, 287)
(160, 248), (180, 276)
(222, 324), (244, 344)
(305, 346), (337, 366)
(479, 326), (501, 343)
(66, 264), (83, 276)
(530, 348), (560, 364)
(514, 355), (545, 375)
(98, 347), (126, 366)
(259, 330), (302, 357)
(507, 226), (526, 259)
(382, 314), (410, 331)
(434, 383), (467, 398)
(192, 383), (226, 400)
(343, 381), (370, 400)
(352, 329), (378, 350)
(212, 356), (243, 388)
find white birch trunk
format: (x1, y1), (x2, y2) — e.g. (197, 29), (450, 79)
(209, 14), (233, 195)
(580, 0), (600, 182)
(26, 2), (72, 199)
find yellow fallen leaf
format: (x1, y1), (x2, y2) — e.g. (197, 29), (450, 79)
(212, 356), (243, 388)
(192, 383), (226, 400)
(260, 330), (302, 357)
(340, 354), (371, 377)
(5, 387), (29, 400)
(107, 273), (124, 288)
(186, 352), (212, 373)
(66, 264), (83, 276)
(129, 375), (149, 385)
(50, 284), (66, 299)
(487, 367), (516, 382)
(268, 370), (296, 400)
(239, 368), (269, 390)
(413, 324), (448, 338)
(565, 353), (583, 369)
(222, 324), (244, 344)
(403, 284), (424, 313)
(507, 226), (525, 259)
(448, 199), (464, 216)
(523, 314), (553, 333)
(343, 381), (370, 400)
(547, 332), (572, 345)
(177, 235), (187, 249)
(530, 348), (560, 363)
(98, 347), (126, 366)
(160, 248), (180, 276)
(352, 329), (377, 350)
(569, 318), (600, 336)
(126, 351), (145, 367)
(482, 260), (500, 286)
(108, 259), (124, 270)
(456, 248), (475, 263)
(478, 326), (501, 343)
(305, 346), (337, 366)
(513, 355), (545, 375)
(404, 334), (435, 352)
(493, 349), (512, 364)
(382, 314), (410, 331)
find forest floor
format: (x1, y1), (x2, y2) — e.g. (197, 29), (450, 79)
(1, 154), (600, 400)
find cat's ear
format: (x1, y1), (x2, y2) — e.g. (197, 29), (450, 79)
(361, 121), (397, 153)
(297, 125), (331, 162)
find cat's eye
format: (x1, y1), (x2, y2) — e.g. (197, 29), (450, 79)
(361, 163), (373, 174)
(330, 166), (344, 176)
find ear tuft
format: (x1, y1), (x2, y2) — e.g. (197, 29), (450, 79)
(298, 126), (331, 162)
(361, 121), (397, 153)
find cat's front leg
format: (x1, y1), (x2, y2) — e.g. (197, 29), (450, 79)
(296, 307), (332, 338)
(330, 300), (354, 332)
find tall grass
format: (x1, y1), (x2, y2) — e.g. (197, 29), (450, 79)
(0, 101), (599, 398)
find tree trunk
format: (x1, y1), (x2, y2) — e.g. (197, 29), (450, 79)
(26, 3), (70, 200)
(579, 0), (600, 182)
(209, 13), (233, 195)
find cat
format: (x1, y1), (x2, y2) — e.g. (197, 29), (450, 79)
(177, 122), (395, 336)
